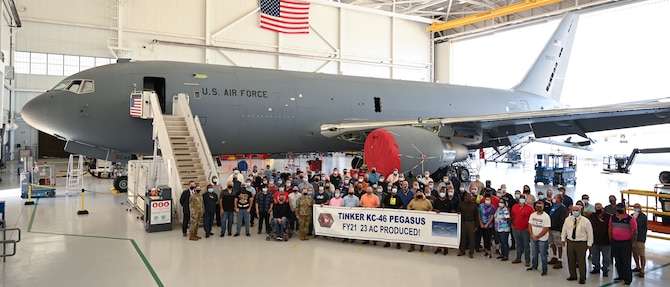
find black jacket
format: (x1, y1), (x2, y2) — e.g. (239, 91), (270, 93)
(180, 189), (191, 214)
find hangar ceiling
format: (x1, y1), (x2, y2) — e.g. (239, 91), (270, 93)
(339, 0), (643, 41)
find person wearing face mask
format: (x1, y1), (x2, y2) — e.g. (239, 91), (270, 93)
(296, 188), (314, 241)
(609, 202), (637, 285)
(329, 189), (344, 207)
(287, 187), (301, 236)
(211, 176), (223, 227)
(387, 168), (400, 186)
(548, 194), (568, 269)
(359, 187), (381, 245)
(244, 179), (258, 228)
(471, 174), (485, 193)
(575, 200), (586, 216)
(494, 198), (512, 261)
(457, 193), (480, 258)
(537, 191), (552, 211)
(588, 203), (611, 277)
(188, 185), (205, 241)
(604, 195), (618, 215)
(450, 171), (462, 195)
(297, 175), (312, 192)
(546, 189), (554, 203)
(368, 167), (380, 183)
(381, 186), (404, 249)
(437, 175), (450, 191)
(558, 187), (573, 208)
(420, 171), (432, 186)
(219, 181), (237, 237)
(397, 181), (414, 209)
(528, 201), (551, 276)
(280, 167), (291, 182)
(313, 185), (331, 207)
(511, 194), (534, 267)
(580, 195), (595, 216)
(561, 205), (594, 285)
(631, 203), (647, 278)
(479, 194), (497, 259)
(272, 193), (291, 241)
(227, 168), (245, 185)
(179, 181), (196, 237)
(234, 182), (254, 237)
(256, 185), (274, 235)
(407, 190), (433, 252)
(522, 185), (536, 206)
(432, 188), (457, 255)
(469, 185), (482, 203)
(202, 184), (219, 238)
(329, 168), (342, 187)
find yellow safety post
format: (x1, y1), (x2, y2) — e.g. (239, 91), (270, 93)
(77, 189), (89, 215)
(24, 184), (35, 205)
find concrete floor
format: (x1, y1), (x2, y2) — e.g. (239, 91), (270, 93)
(1, 158), (669, 287)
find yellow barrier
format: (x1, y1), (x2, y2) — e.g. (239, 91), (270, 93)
(77, 189), (89, 215)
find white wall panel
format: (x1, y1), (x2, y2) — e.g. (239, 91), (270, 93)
(124, 0), (206, 38)
(341, 9), (392, 62)
(18, 0), (110, 28)
(16, 22), (114, 57)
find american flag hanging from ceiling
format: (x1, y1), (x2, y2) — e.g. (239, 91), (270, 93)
(259, 0), (310, 34)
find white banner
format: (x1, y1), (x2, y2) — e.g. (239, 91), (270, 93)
(313, 206), (461, 248)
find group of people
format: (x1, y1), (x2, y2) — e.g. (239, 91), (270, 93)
(178, 165), (648, 286)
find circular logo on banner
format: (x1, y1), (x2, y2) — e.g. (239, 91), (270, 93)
(318, 213), (334, 228)
(152, 201), (170, 208)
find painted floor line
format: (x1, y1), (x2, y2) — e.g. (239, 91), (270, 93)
(25, 199), (164, 287)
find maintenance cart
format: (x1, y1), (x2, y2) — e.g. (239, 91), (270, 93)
(20, 159), (56, 198)
(534, 154), (577, 186)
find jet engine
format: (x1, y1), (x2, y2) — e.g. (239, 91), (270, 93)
(364, 126), (469, 178)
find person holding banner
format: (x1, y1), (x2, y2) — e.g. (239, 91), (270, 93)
(360, 187), (381, 245)
(457, 193), (480, 258)
(382, 187), (404, 249)
(296, 188), (314, 241)
(433, 188), (454, 255)
(407, 190), (433, 253)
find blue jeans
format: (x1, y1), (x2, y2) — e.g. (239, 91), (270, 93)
(512, 229), (531, 262)
(531, 239), (549, 272)
(221, 211), (234, 235)
(236, 210), (250, 235)
(497, 231), (510, 259)
(591, 244), (611, 273)
(273, 217), (288, 237)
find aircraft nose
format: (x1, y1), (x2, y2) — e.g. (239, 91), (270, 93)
(22, 92), (58, 135)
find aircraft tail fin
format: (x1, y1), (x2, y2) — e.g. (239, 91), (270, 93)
(513, 13), (579, 102)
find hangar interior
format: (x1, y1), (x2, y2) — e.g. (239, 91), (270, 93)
(1, 0), (670, 286)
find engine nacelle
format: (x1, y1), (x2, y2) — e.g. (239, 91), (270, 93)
(364, 126), (469, 177)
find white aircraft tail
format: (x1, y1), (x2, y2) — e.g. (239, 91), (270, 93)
(513, 13), (579, 102)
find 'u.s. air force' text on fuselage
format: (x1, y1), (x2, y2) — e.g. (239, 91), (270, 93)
(201, 88), (269, 98)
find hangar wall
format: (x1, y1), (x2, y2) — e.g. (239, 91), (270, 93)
(8, 0), (434, 159)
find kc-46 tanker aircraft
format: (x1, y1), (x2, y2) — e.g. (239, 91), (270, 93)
(21, 13), (670, 186)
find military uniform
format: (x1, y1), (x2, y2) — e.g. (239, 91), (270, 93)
(189, 191), (205, 240)
(296, 195), (313, 240)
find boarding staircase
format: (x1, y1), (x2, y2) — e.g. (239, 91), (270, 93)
(132, 91), (218, 204)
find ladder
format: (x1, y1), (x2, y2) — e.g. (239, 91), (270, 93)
(66, 154), (84, 195)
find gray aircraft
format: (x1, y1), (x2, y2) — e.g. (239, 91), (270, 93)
(20, 13), (670, 183)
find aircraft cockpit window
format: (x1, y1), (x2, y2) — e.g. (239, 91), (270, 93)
(68, 80), (82, 93)
(81, 80), (94, 93)
(52, 80), (70, 91)
(51, 79), (94, 94)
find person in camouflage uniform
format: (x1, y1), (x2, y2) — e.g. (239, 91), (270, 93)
(296, 188), (313, 241)
(189, 185), (204, 241)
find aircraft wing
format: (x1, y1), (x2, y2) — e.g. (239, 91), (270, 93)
(321, 99), (670, 149)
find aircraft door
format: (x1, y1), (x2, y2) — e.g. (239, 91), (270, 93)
(143, 77), (167, 114)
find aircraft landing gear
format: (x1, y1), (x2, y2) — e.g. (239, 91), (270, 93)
(114, 175), (128, 193)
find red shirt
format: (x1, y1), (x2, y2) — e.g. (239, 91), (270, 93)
(511, 203), (535, 231)
(273, 191), (289, 202)
(479, 195), (500, 208)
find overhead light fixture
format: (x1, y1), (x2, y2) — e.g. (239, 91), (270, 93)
(458, 0), (466, 3)
(436, 7), (445, 11)
(374, 5), (381, 9)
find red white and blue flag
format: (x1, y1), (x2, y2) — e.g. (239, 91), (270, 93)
(259, 0), (310, 34)
(130, 96), (143, 118)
